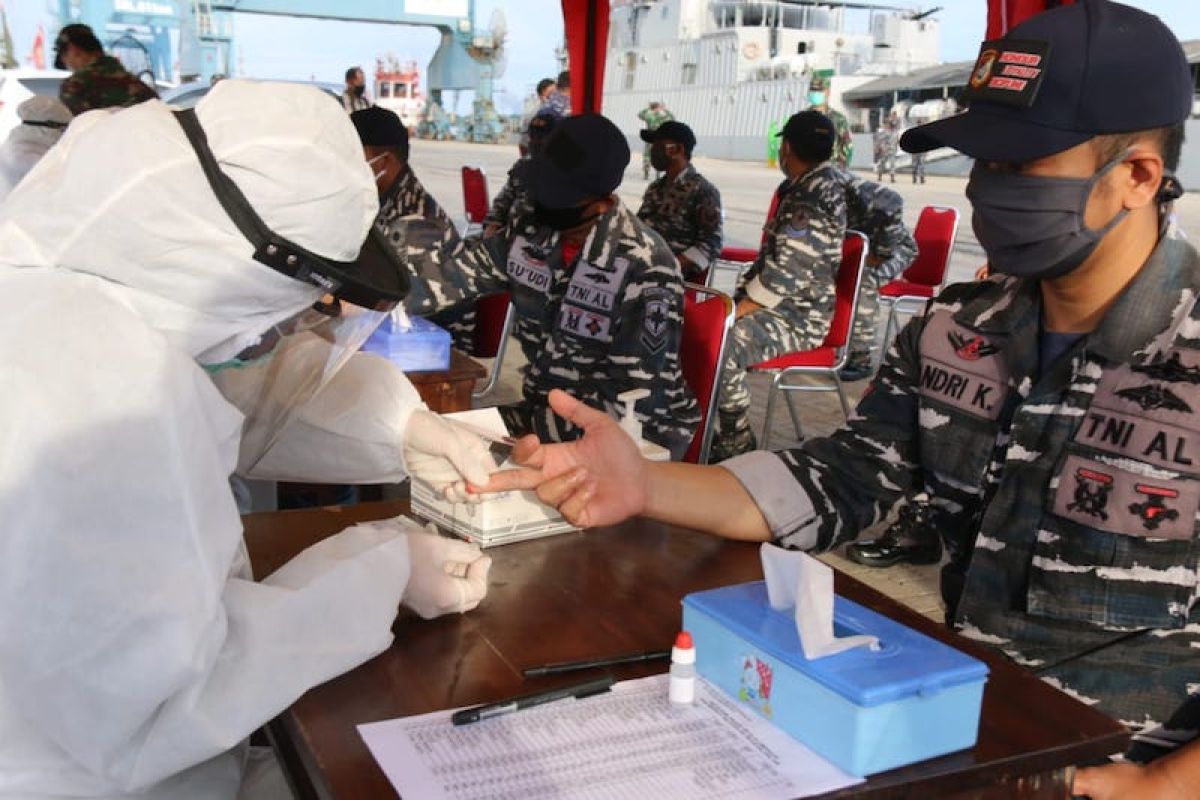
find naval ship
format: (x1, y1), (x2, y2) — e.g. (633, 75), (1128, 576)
(602, 0), (943, 161)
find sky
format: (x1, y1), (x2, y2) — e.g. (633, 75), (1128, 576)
(5, 1), (1200, 114)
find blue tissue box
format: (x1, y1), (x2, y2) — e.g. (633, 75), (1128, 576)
(682, 581), (988, 776)
(361, 316), (451, 372)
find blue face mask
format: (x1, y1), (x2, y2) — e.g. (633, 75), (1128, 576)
(808, 91), (826, 106)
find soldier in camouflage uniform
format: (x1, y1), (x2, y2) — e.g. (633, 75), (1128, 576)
(636, 120), (724, 283)
(873, 116), (899, 183)
(485, 110), (558, 237)
(834, 168), (917, 380)
(395, 114), (700, 457)
(53, 24), (157, 116)
(351, 107), (474, 350)
(710, 110), (847, 461)
(808, 74), (853, 169)
(636, 101), (674, 179)
(492, 4), (1200, 794)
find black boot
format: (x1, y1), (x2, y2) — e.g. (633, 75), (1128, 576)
(846, 495), (942, 567)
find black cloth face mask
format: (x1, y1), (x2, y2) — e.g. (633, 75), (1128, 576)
(533, 202), (599, 231)
(966, 151), (1134, 281)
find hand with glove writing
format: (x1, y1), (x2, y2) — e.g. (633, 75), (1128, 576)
(402, 528), (492, 619)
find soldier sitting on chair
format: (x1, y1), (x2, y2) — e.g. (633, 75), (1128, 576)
(636, 121), (724, 284)
(393, 114), (700, 459)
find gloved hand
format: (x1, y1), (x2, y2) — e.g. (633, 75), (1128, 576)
(403, 409), (498, 503)
(402, 527), (492, 619)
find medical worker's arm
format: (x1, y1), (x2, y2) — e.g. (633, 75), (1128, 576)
(0, 297), (488, 791)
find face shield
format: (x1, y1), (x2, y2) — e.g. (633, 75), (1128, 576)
(174, 108), (409, 473)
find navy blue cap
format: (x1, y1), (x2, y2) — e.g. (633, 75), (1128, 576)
(902, 0), (1192, 162)
(640, 120), (697, 154)
(350, 106), (409, 149)
(778, 109), (835, 163)
(531, 113), (630, 208)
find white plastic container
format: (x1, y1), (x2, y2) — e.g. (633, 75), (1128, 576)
(617, 388), (670, 462)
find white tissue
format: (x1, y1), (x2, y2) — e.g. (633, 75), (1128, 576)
(390, 307), (412, 331)
(761, 543), (879, 660)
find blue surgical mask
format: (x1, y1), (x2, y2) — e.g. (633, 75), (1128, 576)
(808, 91), (826, 106)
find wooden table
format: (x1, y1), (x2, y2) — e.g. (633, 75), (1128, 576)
(243, 501), (1128, 800)
(405, 349), (488, 413)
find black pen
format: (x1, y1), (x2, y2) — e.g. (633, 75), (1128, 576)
(450, 675), (615, 726)
(522, 650), (670, 677)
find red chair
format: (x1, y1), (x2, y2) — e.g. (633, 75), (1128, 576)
(461, 165), (490, 237)
(749, 232), (869, 449)
(875, 205), (960, 365)
(681, 283), (735, 464)
(469, 292), (516, 400)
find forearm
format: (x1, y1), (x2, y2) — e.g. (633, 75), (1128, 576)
(643, 461), (770, 541)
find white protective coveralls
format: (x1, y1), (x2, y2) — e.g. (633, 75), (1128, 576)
(0, 96), (71, 202)
(0, 80), (493, 799)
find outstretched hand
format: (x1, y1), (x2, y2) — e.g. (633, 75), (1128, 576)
(477, 390), (648, 528)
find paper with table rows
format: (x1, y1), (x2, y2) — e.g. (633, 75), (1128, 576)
(358, 674), (862, 799)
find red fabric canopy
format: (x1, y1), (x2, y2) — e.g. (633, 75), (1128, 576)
(561, 0), (610, 115)
(986, 0), (1077, 39)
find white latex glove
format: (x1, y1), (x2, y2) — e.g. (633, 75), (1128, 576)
(403, 409), (498, 503)
(402, 528), (492, 619)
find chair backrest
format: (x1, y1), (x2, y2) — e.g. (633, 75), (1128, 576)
(461, 165), (490, 225)
(821, 231), (870, 351)
(681, 283), (735, 464)
(902, 205), (960, 288)
(472, 292), (513, 358)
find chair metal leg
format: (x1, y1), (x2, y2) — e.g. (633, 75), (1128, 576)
(761, 374), (781, 451)
(832, 373), (851, 420)
(874, 302), (898, 371)
(783, 388), (805, 442)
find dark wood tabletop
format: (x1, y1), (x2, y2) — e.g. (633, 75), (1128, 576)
(243, 500), (1128, 800)
(402, 349), (487, 414)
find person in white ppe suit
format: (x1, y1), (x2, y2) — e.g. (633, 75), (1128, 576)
(0, 95), (71, 201)
(0, 80), (496, 799)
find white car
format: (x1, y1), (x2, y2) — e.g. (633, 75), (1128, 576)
(0, 68), (71, 142)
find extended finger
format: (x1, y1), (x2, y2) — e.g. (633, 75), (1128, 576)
(476, 466), (545, 493)
(511, 434), (545, 468)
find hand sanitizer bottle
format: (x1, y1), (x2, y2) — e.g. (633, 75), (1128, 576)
(669, 631), (696, 705)
(617, 388), (671, 462)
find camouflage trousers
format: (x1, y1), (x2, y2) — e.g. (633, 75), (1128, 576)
(875, 153), (896, 183)
(713, 306), (828, 458)
(847, 248), (916, 369)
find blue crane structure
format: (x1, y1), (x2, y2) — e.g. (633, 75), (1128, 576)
(53, 0), (506, 140)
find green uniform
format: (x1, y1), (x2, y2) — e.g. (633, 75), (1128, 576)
(58, 55), (157, 116)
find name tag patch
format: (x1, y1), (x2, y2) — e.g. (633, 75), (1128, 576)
(918, 313), (1009, 421)
(564, 257), (630, 313)
(558, 302), (612, 343)
(1053, 454), (1199, 540)
(507, 239), (552, 293)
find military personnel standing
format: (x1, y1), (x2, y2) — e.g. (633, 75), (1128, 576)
(490, 3), (1200, 794)
(396, 114), (700, 457)
(808, 74), (853, 168)
(350, 107), (471, 349)
(711, 110), (847, 461)
(53, 24), (157, 116)
(636, 101), (674, 179)
(341, 66), (372, 113)
(834, 169), (916, 380)
(636, 121), (723, 283)
(873, 116), (899, 183)
(485, 110), (558, 236)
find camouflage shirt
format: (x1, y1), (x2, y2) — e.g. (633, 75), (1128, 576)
(376, 167), (459, 250)
(724, 223), (1200, 751)
(398, 201), (700, 454)
(739, 162), (847, 326)
(872, 126), (899, 160)
(825, 107), (854, 168)
(831, 166), (916, 279)
(59, 55), (158, 116)
(484, 157), (534, 231)
(636, 164), (724, 280)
